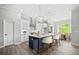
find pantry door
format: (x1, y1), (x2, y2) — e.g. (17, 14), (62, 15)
(4, 20), (14, 46)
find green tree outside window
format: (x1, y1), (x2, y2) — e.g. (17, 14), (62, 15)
(59, 23), (69, 34)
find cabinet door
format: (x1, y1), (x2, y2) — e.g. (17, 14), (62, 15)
(29, 36), (33, 49)
(33, 38), (44, 49)
(33, 39), (38, 49)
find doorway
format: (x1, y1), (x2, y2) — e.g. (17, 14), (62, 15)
(58, 23), (71, 41)
(4, 20), (14, 46)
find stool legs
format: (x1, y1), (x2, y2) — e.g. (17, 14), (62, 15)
(53, 39), (60, 46)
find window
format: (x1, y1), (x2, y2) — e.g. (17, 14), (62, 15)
(59, 23), (69, 34)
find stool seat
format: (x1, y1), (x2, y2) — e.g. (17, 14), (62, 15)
(42, 37), (53, 44)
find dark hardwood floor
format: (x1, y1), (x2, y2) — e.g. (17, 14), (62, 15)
(0, 40), (79, 55)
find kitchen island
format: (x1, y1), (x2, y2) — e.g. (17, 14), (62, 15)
(29, 33), (54, 54)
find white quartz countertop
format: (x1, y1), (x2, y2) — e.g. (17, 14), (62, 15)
(29, 33), (55, 38)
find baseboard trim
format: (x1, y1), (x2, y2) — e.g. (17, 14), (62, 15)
(0, 41), (27, 48)
(14, 42), (22, 45)
(71, 42), (79, 46)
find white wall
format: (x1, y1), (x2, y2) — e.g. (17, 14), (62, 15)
(71, 7), (79, 46)
(0, 17), (4, 47)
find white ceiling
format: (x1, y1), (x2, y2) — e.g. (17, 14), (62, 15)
(0, 4), (78, 22)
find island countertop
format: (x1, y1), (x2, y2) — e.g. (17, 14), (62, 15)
(29, 33), (54, 38)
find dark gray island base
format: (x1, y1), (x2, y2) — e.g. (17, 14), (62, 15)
(29, 34), (54, 54)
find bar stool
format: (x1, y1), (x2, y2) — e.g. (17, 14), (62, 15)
(53, 34), (61, 46)
(42, 37), (53, 54)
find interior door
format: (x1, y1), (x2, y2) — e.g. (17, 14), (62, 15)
(4, 20), (14, 46)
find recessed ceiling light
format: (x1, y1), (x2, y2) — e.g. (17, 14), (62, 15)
(20, 9), (23, 12)
(48, 7), (51, 10)
(48, 11), (52, 14)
